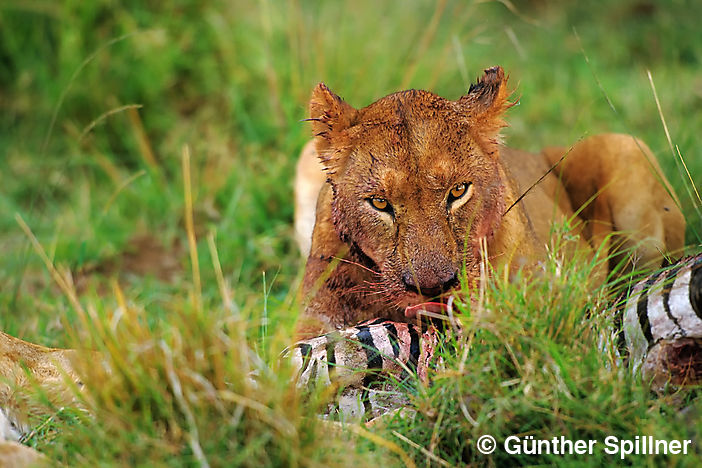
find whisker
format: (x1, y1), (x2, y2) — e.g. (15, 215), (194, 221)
(365, 288), (394, 297)
(331, 256), (381, 276)
(346, 282), (389, 294)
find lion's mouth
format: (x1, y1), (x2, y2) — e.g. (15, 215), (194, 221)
(403, 298), (453, 320)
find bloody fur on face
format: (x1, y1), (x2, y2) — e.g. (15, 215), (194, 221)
(310, 67), (513, 307)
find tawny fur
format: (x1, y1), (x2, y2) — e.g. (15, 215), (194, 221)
(0, 67), (687, 453)
(0, 332), (81, 434)
(295, 66), (685, 337)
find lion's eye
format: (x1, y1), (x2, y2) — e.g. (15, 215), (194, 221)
(447, 182), (473, 211)
(369, 197), (392, 213)
(450, 183), (467, 200)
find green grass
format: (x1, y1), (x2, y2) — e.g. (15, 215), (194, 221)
(1, 0), (701, 466)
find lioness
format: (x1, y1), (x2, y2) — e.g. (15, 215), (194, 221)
(294, 66), (685, 336)
(0, 66), (687, 452)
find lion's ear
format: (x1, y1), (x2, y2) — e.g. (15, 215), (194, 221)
(309, 83), (358, 174)
(459, 66), (514, 155)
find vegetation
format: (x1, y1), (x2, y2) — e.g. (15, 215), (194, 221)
(1, 0), (700, 465)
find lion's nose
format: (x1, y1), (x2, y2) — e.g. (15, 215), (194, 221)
(402, 269), (459, 297)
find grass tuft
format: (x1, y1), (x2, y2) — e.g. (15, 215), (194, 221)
(1, 0), (701, 465)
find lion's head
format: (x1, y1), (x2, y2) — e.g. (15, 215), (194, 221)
(309, 67), (513, 308)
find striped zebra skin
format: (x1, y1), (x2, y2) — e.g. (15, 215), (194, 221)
(284, 253), (702, 419)
(623, 253), (702, 388)
(282, 318), (443, 420)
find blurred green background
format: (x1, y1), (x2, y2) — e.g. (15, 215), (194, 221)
(1, 0), (700, 347)
(1, 1), (702, 465)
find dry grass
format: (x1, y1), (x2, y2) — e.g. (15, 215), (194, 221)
(1, 0), (701, 465)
